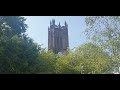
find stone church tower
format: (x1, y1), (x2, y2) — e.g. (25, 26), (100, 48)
(48, 19), (69, 54)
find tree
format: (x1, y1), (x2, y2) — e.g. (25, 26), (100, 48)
(85, 16), (120, 73)
(0, 16), (41, 73)
(0, 35), (41, 73)
(0, 16), (27, 37)
(55, 43), (110, 74)
(55, 51), (79, 74)
(75, 43), (110, 74)
(32, 49), (57, 74)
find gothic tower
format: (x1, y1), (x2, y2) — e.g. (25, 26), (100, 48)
(48, 19), (69, 54)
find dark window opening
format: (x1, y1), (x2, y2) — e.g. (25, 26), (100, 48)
(60, 37), (63, 48)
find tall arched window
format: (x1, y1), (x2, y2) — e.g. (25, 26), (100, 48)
(57, 37), (59, 48)
(60, 37), (63, 48)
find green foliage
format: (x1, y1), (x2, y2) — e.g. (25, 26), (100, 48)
(0, 35), (40, 73)
(34, 49), (57, 74)
(0, 16), (40, 74)
(85, 16), (120, 72)
(55, 52), (79, 74)
(75, 43), (110, 74)
(0, 16), (115, 74)
(55, 43), (110, 74)
(0, 16), (27, 37)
